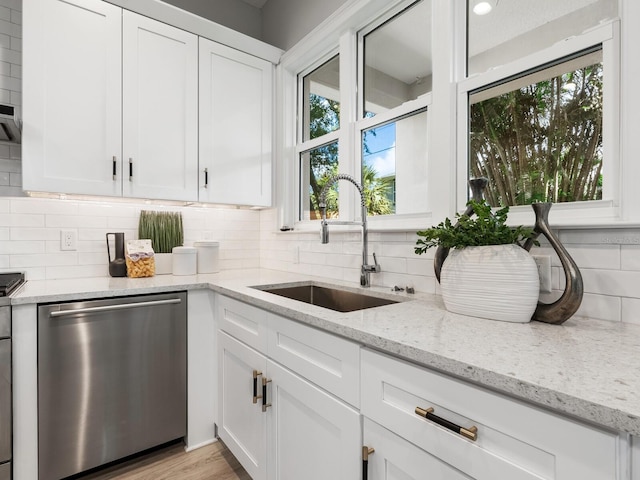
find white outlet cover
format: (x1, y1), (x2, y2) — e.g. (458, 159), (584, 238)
(60, 229), (77, 251)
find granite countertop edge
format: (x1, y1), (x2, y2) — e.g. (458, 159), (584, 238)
(9, 268), (640, 437)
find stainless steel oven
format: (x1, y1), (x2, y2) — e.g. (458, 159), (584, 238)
(0, 304), (11, 480)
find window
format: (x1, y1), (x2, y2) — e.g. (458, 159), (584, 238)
(302, 55), (340, 141)
(295, 0), (432, 224)
(300, 141), (339, 220)
(469, 49), (603, 207)
(298, 55), (341, 221)
(460, 0), (619, 222)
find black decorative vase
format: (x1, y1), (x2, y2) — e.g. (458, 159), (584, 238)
(523, 203), (583, 325)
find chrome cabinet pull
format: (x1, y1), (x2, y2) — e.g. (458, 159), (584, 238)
(129, 158), (133, 181)
(362, 446), (374, 480)
(112, 156), (117, 180)
(415, 406), (478, 441)
(253, 370), (262, 404)
(261, 377), (272, 412)
(204, 168), (209, 188)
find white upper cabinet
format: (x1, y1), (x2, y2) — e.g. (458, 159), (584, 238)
(24, 0), (273, 205)
(199, 38), (273, 206)
(23, 0), (123, 196)
(122, 11), (198, 201)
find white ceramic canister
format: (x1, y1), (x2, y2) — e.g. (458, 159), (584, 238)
(193, 241), (220, 273)
(172, 246), (197, 275)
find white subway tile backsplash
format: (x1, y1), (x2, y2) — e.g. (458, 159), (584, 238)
(621, 298), (640, 325)
(46, 264), (108, 280)
(0, 0), (20, 12)
(574, 293), (621, 322)
(325, 253), (360, 269)
(581, 269), (640, 298)
(378, 256), (406, 274)
(0, 18), (18, 38)
(621, 245), (640, 271)
(406, 256), (434, 277)
(45, 214), (107, 229)
(0, 212), (43, 227)
(10, 8), (19, 25)
(0, 6), (9, 22)
(9, 34), (20, 51)
(0, 240), (43, 254)
(563, 244), (621, 269)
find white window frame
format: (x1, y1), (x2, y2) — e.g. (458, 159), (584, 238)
(295, 50), (342, 222)
(279, 0), (438, 233)
(456, 21), (621, 227)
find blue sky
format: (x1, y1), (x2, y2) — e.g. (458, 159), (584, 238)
(362, 122), (396, 177)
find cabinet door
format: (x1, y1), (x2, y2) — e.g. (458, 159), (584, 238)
(364, 418), (473, 480)
(266, 360), (361, 480)
(199, 38), (273, 206)
(122, 11), (198, 201)
(23, 0), (122, 196)
(218, 331), (267, 480)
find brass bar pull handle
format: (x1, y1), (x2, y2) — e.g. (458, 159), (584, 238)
(415, 406), (478, 441)
(129, 158), (133, 181)
(204, 168), (209, 188)
(112, 156), (117, 180)
(362, 446), (374, 480)
(252, 370), (262, 404)
(262, 377), (272, 412)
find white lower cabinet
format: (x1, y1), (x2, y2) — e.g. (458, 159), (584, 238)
(363, 418), (473, 480)
(217, 331), (267, 480)
(266, 360), (361, 480)
(361, 348), (623, 480)
(216, 296), (361, 480)
(217, 295), (630, 480)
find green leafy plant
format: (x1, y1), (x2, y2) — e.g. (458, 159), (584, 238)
(415, 200), (538, 254)
(138, 210), (184, 254)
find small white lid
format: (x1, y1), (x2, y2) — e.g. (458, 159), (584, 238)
(172, 246), (197, 255)
(194, 241), (219, 247)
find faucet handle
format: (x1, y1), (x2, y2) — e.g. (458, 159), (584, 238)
(372, 252), (381, 272)
(364, 252), (381, 273)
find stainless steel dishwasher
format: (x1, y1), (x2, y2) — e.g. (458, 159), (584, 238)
(38, 292), (187, 480)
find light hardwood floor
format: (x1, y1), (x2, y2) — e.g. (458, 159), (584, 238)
(79, 440), (251, 480)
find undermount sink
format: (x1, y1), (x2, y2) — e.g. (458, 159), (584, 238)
(253, 283), (399, 313)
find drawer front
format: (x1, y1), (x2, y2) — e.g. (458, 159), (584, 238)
(217, 295), (268, 352)
(0, 307), (9, 339)
(267, 313), (360, 407)
(361, 348), (619, 480)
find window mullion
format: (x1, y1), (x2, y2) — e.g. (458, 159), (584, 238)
(338, 29), (359, 221)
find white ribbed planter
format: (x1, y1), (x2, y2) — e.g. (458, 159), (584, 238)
(440, 244), (539, 323)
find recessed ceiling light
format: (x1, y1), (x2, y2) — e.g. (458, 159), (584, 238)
(473, 0), (496, 15)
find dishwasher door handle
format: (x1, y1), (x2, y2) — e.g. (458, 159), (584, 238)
(49, 298), (182, 318)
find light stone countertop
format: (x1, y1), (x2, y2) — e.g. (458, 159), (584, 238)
(10, 268), (640, 436)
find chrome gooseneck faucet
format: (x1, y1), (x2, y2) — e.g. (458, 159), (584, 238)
(319, 173), (380, 287)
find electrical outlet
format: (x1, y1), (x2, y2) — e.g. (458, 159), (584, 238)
(60, 229), (77, 251)
(532, 254), (552, 293)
